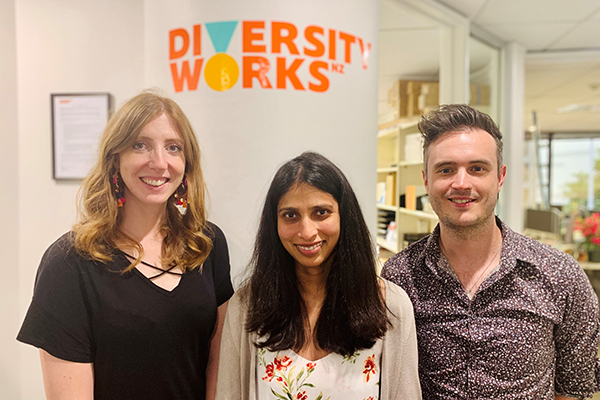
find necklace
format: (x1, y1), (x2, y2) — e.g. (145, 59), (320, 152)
(463, 244), (502, 297)
(121, 251), (183, 280)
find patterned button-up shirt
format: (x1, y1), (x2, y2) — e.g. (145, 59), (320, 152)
(381, 218), (600, 399)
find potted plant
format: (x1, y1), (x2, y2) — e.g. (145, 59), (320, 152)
(575, 213), (600, 262)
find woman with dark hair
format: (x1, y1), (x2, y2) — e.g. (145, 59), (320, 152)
(216, 152), (420, 399)
(18, 90), (233, 400)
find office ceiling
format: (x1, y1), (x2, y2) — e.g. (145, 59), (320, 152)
(379, 0), (600, 133)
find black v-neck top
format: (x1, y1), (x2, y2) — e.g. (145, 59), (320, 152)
(18, 222), (234, 400)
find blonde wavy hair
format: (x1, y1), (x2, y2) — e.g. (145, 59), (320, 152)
(72, 90), (212, 272)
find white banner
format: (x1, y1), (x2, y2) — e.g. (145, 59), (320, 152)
(144, 0), (378, 283)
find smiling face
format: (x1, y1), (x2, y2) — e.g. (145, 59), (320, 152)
(118, 113), (186, 212)
(277, 183), (341, 272)
(423, 128), (506, 232)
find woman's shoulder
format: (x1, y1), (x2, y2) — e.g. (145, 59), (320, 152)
(204, 221), (227, 243)
(42, 232), (79, 264)
(380, 278), (414, 320)
(222, 285), (251, 333)
(39, 232), (116, 275)
(34, 232), (95, 289)
(202, 221), (231, 266)
(228, 284), (250, 311)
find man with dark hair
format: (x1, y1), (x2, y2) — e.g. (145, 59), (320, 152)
(382, 104), (600, 399)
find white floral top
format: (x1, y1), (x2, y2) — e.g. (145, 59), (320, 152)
(255, 341), (382, 400)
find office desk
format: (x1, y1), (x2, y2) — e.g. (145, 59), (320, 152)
(580, 262), (600, 271)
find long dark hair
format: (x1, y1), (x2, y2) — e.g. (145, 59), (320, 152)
(245, 151), (389, 356)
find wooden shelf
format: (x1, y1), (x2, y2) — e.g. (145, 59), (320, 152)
(398, 207), (438, 220)
(580, 262), (600, 271)
(377, 128), (399, 139)
(377, 117), (420, 132)
(377, 167), (399, 173)
(398, 160), (423, 167)
(377, 204), (397, 212)
(377, 236), (398, 253)
(377, 116), (434, 252)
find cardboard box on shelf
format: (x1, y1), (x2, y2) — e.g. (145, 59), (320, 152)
(406, 81), (422, 117)
(419, 82), (439, 113)
(386, 80), (490, 121)
(387, 79), (439, 119)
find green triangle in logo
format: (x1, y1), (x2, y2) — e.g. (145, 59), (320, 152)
(205, 21), (238, 53)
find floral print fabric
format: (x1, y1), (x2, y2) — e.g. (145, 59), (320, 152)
(256, 341), (382, 400)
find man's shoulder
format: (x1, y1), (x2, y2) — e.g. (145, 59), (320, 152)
(390, 234), (428, 263)
(503, 225), (587, 286)
(381, 235), (431, 282)
(504, 227), (581, 276)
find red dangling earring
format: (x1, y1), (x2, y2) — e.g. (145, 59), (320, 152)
(174, 177), (188, 208)
(112, 172), (126, 208)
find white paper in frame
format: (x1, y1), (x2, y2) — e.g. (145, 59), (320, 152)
(51, 92), (111, 180)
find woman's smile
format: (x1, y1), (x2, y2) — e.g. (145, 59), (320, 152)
(277, 183), (340, 271)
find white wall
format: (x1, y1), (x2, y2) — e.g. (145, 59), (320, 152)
(12, 0), (145, 398)
(1, 0), (21, 398)
(499, 42), (526, 232)
(8, 0), (378, 398)
(144, 0), (380, 284)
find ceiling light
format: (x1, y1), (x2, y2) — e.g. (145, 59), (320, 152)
(557, 103), (600, 113)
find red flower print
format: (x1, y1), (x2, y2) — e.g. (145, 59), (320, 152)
(363, 354), (377, 383)
(296, 390), (308, 400)
(274, 355), (292, 371)
(306, 362), (316, 371)
(262, 363), (275, 382)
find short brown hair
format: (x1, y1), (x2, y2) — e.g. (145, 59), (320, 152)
(419, 104), (503, 174)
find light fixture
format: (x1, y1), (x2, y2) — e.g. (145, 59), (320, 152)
(556, 103), (600, 113)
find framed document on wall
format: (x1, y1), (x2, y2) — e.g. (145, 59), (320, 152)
(51, 92), (111, 180)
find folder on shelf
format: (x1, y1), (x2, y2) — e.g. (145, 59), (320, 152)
(385, 174), (395, 206)
(377, 181), (386, 204)
(405, 185), (416, 210)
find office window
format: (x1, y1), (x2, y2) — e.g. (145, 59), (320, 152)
(549, 138), (600, 211)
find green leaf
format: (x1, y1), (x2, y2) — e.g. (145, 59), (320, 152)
(282, 370), (293, 388)
(270, 388), (288, 400)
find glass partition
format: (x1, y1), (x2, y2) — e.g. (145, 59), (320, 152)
(469, 36), (500, 122)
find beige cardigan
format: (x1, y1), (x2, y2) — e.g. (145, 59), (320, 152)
(215, 279), (422, 400)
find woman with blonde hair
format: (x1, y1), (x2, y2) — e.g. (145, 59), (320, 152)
(18, 90), (233, 400)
